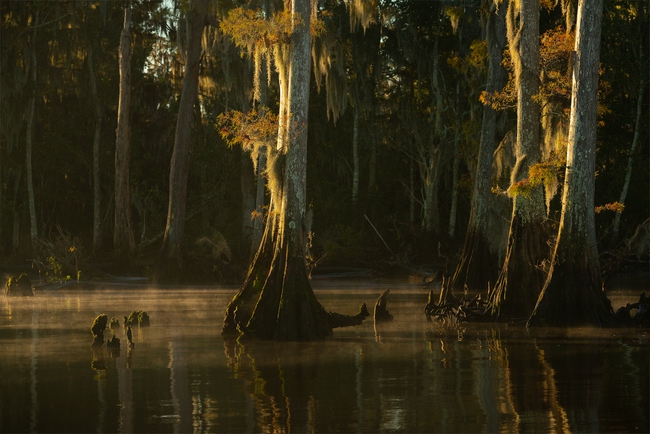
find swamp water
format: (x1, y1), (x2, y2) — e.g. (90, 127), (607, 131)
(1, 283), (648, 433)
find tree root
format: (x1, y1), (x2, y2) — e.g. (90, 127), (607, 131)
(614, 292), (650, 327)
(424, 276), (489, 325)
(327, 303), (370, 329)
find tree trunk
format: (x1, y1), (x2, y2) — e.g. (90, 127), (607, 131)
(152, 0), (209, 284)
(223, 0), (367, 341)
(87, 44), (103, 253)
(422, 29), (443, 235)
(251, 57), (270, 257)
(251, 148), (267, 257)
(241, 147), (256, 247)
(528, 0), (613, 327)
(352, 105), (360, 204)
(114, 5), (136, 274)
(612, 78), (644, 241)
(451, 1), (507, 294)
(488, 0), (549, 320)
(448, 79), (461, 238)
(25, 9), (39, 248)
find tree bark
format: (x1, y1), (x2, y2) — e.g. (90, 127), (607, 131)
(25, 9), (39, 248)
(451, 1), (507, 294)
(87, 44), (103, 253)
(528, 0), (614, 327)
(251, 148), (267, 257)
(422, 28), (443, 235)
(612, 78), (644, 241)
(448, 79), (461, 238)
(352, 105), (360, 204)
(241, 147), (256, 246)
(488, 0), (549, 320)
(114, 5), (136, 274)
(223, 0), (366, 340)
(152, 0), (209, 283)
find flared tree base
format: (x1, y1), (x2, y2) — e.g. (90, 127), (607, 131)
(223, 232), (368, 341)
(527, 259), (614, 327)
(451, 228), (499, 295)
(488, 216), (549, 321)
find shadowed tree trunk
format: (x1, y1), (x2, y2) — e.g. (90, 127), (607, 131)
(528, 0), (614, 327)
(612, 77), (644, 242)
(114, 5), (136, 274)
(352, 105), (360, 204)
(87, 44), (103, 253)
(152, 0), (210, 284)
(25, 9), (39, 249)
(223, 0), (368, 340)
(451, 0), (507, 294)
(448, 79), (460, 238)
(422, 26), (443, 234)
(488, 0), (550, 320)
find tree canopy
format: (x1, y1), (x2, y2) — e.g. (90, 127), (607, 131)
(0, 0), (647, 298)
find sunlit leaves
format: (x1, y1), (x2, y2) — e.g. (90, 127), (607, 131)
(217, 106), (279, 150)
(507, 156), (565, 199)
(594, 202), (625, 214)
(220, 8), (293, 53)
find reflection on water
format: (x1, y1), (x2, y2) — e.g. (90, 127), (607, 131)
(0, 285), (648, 433)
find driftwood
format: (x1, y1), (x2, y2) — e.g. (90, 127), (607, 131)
(424, 275), (487, 324)
(4, 274), (34, 297)
(614, 292), (650, 327)
(327, 303), (370, 329)
(374, 289), (394, 323)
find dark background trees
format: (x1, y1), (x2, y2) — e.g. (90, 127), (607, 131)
(0, 0), (647, 286)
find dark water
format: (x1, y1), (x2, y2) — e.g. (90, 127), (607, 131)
(1, 283), (648, 433)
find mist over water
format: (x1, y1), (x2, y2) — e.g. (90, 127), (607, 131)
(1, 282), (648, 433)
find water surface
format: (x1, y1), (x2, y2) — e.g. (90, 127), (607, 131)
(1, 284), (648, 433)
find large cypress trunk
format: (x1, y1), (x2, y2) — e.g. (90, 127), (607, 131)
(114, 6), (136, 274)
(451, 1), (507, 294)
(487, 0), (549, 320)
(153, 0), (208, 283)
(223, 0), (367, 340)
(528, 0), (613, 327)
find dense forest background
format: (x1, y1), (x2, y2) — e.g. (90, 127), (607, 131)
(1, 0), (648, 284)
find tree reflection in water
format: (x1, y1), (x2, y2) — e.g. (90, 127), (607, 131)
(223, 338), (319, 433)
(0, 288), (648, 432)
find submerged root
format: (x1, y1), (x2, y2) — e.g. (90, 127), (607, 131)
(425, 276), (489, 325)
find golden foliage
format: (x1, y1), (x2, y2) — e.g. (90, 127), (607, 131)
(220, 8), (294, 52)
(594, 202), (625, 214)
(507, 155), (565, 199)
(217, 107), (279, 150)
